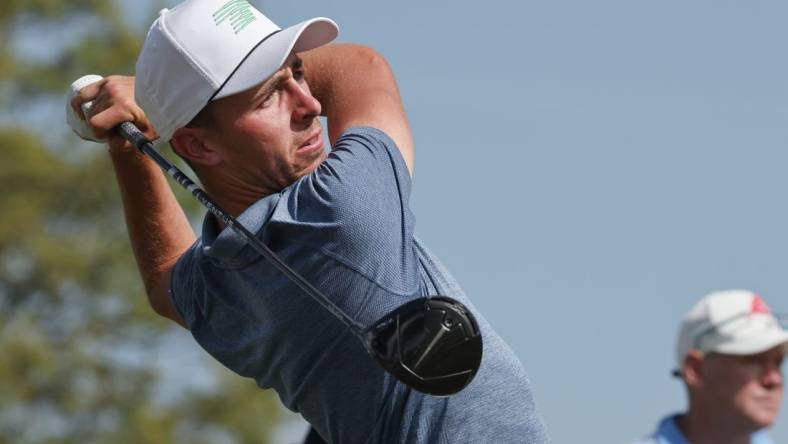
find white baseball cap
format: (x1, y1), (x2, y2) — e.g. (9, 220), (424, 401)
(675, 289), (788, 369)
(135, 0), (338, 141)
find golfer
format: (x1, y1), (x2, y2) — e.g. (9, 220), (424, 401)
(634, 289), (786, 444)
(71, 0), (548, 442)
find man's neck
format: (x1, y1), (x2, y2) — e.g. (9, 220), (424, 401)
(678, 410), (753, 444)
(200, 176), (273, 223)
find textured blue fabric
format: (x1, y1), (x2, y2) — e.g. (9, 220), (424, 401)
(170, 126), (548, 443)
(632, 414), (774, 444)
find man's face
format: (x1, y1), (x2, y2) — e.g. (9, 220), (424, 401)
(703, 345), (784, 430)
(202, 54), (325, 195)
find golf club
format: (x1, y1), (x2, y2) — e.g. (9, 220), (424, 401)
(68, 75), (482, 396)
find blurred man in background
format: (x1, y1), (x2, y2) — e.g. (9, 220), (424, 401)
(635, 289), (787, 444)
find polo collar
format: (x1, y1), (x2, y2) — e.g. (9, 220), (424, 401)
(200, 192), (281, 267)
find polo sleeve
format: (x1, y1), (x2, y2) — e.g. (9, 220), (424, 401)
(283, 126), (417, 294)
(169, 242), (205, 328)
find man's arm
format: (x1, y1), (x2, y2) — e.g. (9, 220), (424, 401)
(301, 43), (415, 174)
(71, 76), (193, 328)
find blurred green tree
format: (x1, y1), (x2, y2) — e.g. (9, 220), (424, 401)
(0, 2), (283, 443)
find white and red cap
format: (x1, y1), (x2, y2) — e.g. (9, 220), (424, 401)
(135, 0), (338, 141)
(676, 289), (788, 368)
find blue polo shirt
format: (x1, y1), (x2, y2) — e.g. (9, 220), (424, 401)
(170, 126), (548, 443)
(634, 414), (774, 444)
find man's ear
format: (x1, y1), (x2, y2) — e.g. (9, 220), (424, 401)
(170, 127), (223, 166)
(682, 349), (706, 389)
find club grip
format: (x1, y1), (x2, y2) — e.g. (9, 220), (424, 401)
(66, 74), (104, 142)
(118, 121), (150, 149)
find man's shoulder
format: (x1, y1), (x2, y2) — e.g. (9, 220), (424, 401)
(284, 125), (414, 239)
(322, 125), (405, 175)
(333, 125), (396, 147)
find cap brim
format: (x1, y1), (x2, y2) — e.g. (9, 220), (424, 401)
(712, 330), (788, 356)
(213, 17), (338, 100)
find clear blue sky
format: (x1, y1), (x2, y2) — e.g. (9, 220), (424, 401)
(257, 1), (788, 442)
(128, 1), (788, 442)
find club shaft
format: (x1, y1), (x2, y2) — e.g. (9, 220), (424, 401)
(118, 122), (365, 335)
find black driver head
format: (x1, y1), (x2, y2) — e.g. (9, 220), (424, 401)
(363, 296), (483, 396)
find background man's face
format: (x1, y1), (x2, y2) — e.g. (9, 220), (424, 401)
(704, 346), (784, 430)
